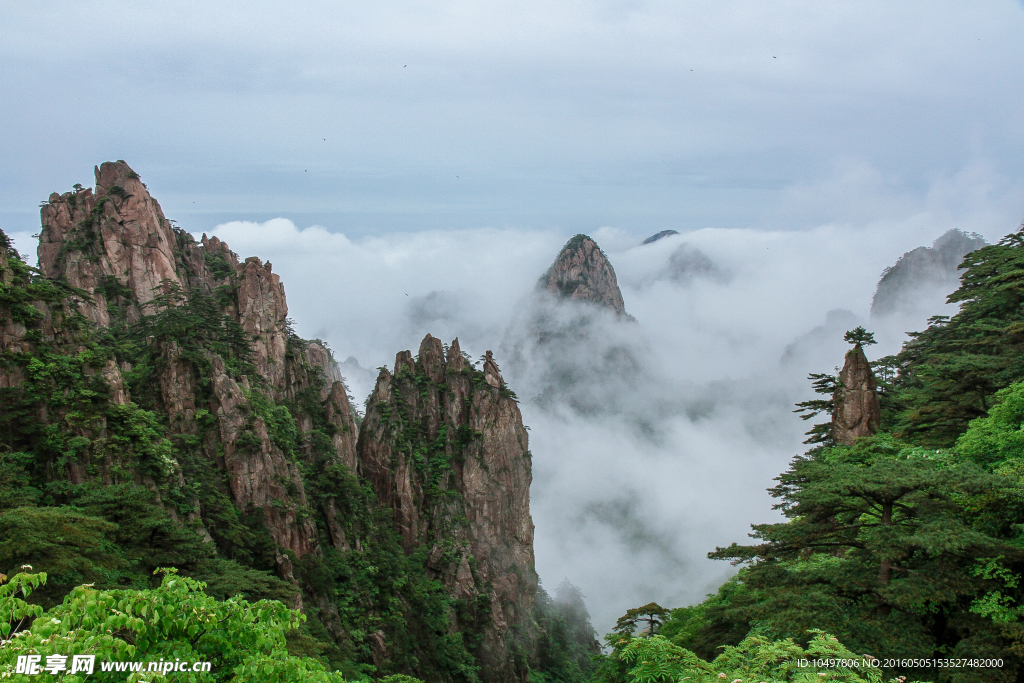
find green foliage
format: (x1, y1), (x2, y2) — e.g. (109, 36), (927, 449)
(0, 508), (122, 597)
(616, 631), (921, 683)
(532, 581), (600, 683)
(0, 452), (41, 509)
(243, 389), (299, 459)
(0, 344), (180, 495)
(887, 228), (1024, 446)
(299, 462), (480, 681)
(0, 569), (347, 682)
(955, 380), (1024, 469)
(117, 283), (254, 404)
(845, 326), (877, 347)
(202, 247), (235, 281)
(706, 434), (1022, 679)
(657, 574), (759, 661)
(612, 603), (668, 638)
(793, 372), (838, 446)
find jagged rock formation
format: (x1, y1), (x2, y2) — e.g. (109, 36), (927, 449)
(32, 161), (354, 580)
(538, 234), (629, 317)
(358, 335), (537, 682)
(871, 229), (987, 318)
(642, 229), (679, 245)
(832, 345), (880, 445)
(1, 161), (553, 681)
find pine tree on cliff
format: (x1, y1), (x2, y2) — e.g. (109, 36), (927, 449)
(794, 326), (879, 447)
(708, 434), (1020, 669)
(888, 227), (1024, 446)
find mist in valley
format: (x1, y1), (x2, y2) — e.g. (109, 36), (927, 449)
(166, 170), (1021, 634)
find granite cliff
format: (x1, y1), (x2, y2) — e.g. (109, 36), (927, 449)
(0, 161), (545, 682)
(358, 336), (537, 682)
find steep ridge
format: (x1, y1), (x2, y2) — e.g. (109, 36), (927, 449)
(34, 161), (351, 581)
(0, 161), (549, 681)
(870, 228), (987, 318)
(358, 335), (537, 683)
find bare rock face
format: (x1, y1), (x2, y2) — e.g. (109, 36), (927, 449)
(832, 345), (881, 445)
(236, 256), (289, 390)
(30, 162), (359, 582)
(358, 335), (537, 683)
(539, 234), (629, 317)
(38, 161), (185, 325)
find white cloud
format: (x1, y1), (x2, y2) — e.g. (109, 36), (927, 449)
(201, 161), (1017, 631)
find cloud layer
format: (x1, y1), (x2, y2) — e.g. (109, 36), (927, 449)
(198, 164), (1018, 631)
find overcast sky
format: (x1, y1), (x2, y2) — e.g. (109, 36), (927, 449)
(3, 1), (1023, 239)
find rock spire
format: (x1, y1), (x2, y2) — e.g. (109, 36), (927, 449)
(358, 335), (537, 682)
(832, 345), (881, 445)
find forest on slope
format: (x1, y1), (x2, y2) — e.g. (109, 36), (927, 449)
(589, 227), (1024, 683)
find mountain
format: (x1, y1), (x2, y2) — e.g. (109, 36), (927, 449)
(641, 230), (680, 245)
(0, 161), (564, 682)
(504, 235), (645, 417)
(537, 234), (630, 318)
(870, 228), (987, 318)
(663, 243), (729, 285)
(358, 335), (537, 681)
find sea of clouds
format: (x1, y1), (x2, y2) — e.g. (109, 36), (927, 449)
(171, 167), (1019, 633)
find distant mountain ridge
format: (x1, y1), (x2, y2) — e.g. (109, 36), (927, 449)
(871, 229), (987, 318)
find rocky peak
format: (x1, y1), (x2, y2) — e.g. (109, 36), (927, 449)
(38, 161), (184, 325)
(446, 337), (468, 371)
(538, 234), (629, 317)
(30, 161), (359, 577)
(358, 336), (536, 682)
(832, 345), (880, 445)
(418, 333), (446, 382)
